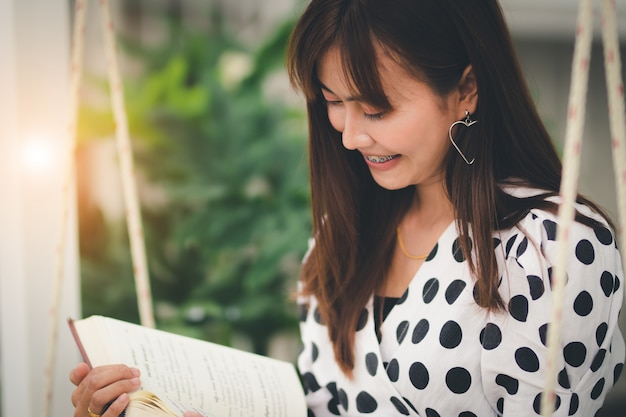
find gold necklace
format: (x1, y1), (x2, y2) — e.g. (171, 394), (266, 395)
(396, 227), (429, 260)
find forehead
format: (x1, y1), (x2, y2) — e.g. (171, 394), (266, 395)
(317, 44), (418, 101)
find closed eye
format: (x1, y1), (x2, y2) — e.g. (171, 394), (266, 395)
(322, 92), (385, 120)
(325, 99), (343, 106)
(364, 112), (384, 121)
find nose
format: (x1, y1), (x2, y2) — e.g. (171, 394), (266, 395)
(340, 112), (374, 151)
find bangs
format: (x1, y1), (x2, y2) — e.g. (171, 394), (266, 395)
(328, 35), (392, 111)
(288, 0), (392, 111)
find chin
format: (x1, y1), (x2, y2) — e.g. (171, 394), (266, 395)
(371, 178), (410, 191)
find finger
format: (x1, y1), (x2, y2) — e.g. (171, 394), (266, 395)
(88, 375), (140, 414)
(69, 362), (90, 386)
(100, 393), (130, 417)
(87, 365), (141, 389)
(71, 365), (139, 410)
(72, 365), (132, 407)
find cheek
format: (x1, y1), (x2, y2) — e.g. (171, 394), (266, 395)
(327, 107), (345, 133)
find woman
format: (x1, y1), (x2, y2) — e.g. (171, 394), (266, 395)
(288, 0), (624, 416)
(70, 1), (624, 416)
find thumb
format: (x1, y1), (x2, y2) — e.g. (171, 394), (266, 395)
(183, 412), (204, 417)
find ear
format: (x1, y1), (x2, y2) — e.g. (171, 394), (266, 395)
(457, 65), (478, 116)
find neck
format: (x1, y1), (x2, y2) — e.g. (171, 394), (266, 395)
(408, 181), (455, 228)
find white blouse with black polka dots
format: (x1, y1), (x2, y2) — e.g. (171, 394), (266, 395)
(298, 193), (625, 417)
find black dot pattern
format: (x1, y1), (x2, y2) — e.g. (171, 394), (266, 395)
(409, 362), (429, 390)
(533, 392), (561, 414)
(558, 368), (571, 389)
(422, 278), (439, 303)
(591, 378), (605, 400)
(412, 319), (429, 344)
(573, 291), (593, 316)
(386, 359), (399, 382)
(480, 323), (502, 350)
(446, 367), (472, 393)
(356, 308), (369, 331)
(527, 275), (545, 300)
(297, 201), (625, 416)
(543, 219), (557, 240)
(590, 349), (607, 372)
(365, 352), (378, 376)
(538, 323), (548, 347)
(594, 226), (613, 245)
(564, 342), (587, 367)
(390, 396), (409, 415)
(505, 234), (518, 258)
(509, 295), (529, 322)
(356, 391), (377, 413)
(396, 320), (409, 344)
(515, 347), (540, 372)
(439, 320), (463, 349)
(495, 374), (519, 395)
(614, 363), (624, 384)
(596, 322), (608, 346)
(425, 243), (438, 262)
(569, 393), (580, 415)
(600, 271), (614, 297)
(425, 408), (441, 417)
(445, 280), (466, 304)
(575, 239), (595, 265)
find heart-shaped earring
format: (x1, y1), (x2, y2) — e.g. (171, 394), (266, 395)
(448, 110), (476, 165)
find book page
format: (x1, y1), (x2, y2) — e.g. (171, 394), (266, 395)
(73, 316), (306, 417)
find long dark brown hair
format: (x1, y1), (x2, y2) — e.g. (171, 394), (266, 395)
(287, 0), (609, 375)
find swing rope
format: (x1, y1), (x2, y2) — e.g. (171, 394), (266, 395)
(541, 0), (626, 415)
(43, 0), (154, 416)
(98, 0), (155, 329)
(42, 1), (88, 416)
(601, 0), (626, 268)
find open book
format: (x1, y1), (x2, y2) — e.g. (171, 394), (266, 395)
(69, 315), (307, 417)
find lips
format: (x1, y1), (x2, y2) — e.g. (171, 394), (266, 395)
(364, 154), (400, 163)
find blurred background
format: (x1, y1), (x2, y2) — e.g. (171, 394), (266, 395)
(1, 0), (625, 416)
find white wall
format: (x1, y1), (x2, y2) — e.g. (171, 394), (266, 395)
(0, 1), (80, 417)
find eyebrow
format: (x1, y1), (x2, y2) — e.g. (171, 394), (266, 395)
(319, 82), (360, 102)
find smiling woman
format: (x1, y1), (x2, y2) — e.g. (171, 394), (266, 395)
(286, 0), (625, 416)
(66, 1), (626, 417)
(317, 43), (477, 191)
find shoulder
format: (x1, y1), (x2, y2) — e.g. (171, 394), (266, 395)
(493, 183), (622, 321)
(493, 185), (623, 333)
(481, 186), (625, 413)
(497, 184), (616, 266)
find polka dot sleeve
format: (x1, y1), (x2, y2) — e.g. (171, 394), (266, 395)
(480, 207), (625, 416)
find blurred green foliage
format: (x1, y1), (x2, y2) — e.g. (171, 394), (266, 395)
(78, 10), (310, 355)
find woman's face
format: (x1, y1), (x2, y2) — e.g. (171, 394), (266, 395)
(317, 45), (474, 190)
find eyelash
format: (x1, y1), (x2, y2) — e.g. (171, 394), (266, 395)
(324, 99), (385, 120)
(364, 112), (384, 121)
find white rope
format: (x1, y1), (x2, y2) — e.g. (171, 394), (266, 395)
(601, 0), (626, 278)
(542, 0), (626, 414)
(98, 0), (155, 328)
(540, 0), (594, 415)
(42, 1), (88, 416)
(44, 1), (155, 415)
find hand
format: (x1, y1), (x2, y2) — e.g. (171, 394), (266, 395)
(69, 362), (141, 417)
(183, 412), (205, 417)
